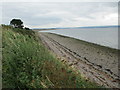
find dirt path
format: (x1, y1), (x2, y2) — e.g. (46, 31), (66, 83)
(39, 32), (119, 88)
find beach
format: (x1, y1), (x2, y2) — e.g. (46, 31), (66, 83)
(39, 32), (119, 88)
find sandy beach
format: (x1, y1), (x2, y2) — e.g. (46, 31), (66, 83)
(39, 32), (119, 88)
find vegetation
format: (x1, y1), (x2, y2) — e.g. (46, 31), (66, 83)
(2, 25), (101, 88)
(10, 19), (24, 29)
(24, 27), (30, 30)
(10, 19), (30, 30)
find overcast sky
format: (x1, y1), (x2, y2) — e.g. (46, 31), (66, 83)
(1, 2), (118, 28)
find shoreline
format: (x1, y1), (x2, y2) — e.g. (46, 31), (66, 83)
(49, 32), (119, 51)
(39, 32), (119, 88)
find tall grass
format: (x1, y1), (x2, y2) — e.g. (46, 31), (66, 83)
(2, 25), (101, 88)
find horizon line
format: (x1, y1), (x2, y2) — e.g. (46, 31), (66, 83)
(33, 25), (119, 29)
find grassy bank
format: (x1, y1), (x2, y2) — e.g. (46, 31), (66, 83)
(2, 25), (101, 88)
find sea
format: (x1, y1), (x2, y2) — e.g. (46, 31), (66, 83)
(40, 26), (119, 50)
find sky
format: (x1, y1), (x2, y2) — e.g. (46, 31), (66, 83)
(1, 1), (119, 28)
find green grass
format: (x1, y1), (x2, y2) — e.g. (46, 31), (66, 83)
(2, 25), (102, 88)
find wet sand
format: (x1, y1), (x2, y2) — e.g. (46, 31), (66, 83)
(39, 32), (119, 88)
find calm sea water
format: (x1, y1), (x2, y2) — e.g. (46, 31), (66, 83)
(40, 27), (118, 49)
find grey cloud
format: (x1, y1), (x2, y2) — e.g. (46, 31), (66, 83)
(25, 16), (62, 26)
(2, 2), (118, 28)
